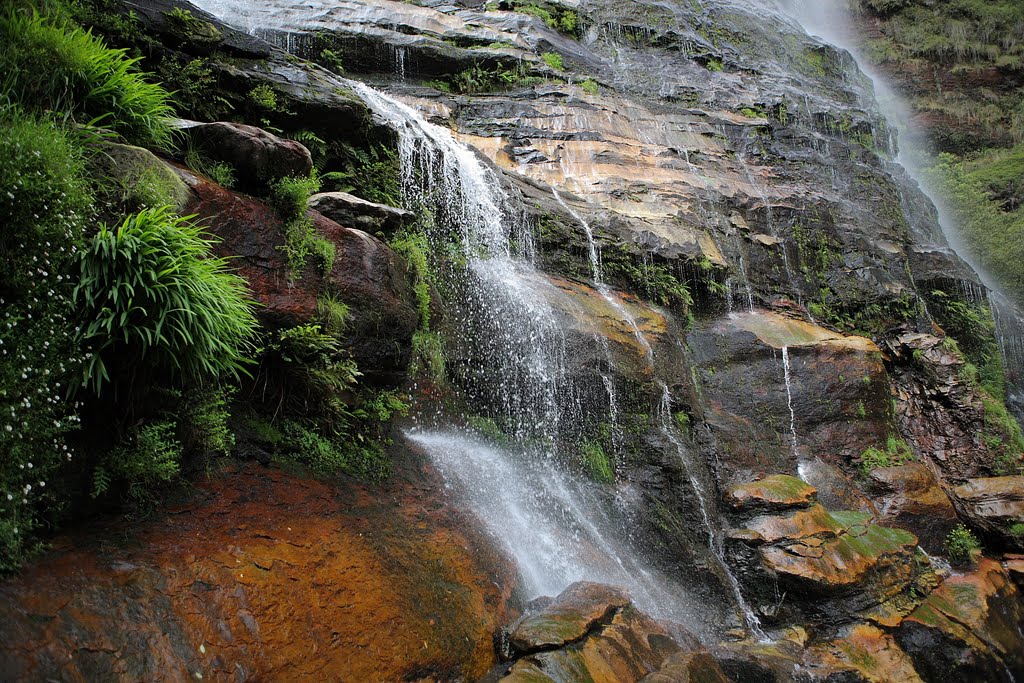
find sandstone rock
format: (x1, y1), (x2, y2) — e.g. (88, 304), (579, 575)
(179, 168), (418, 384)
(184, 121), (313, 191)
(726, 475), (817, 513)
(868, 463), (958, 553)
(897, 558), (1024, 682)
(639, 652), (731, 683)
(0, 460), (515, 681)
(507, 581), (630, 654)
(308, 191), (414, 234)
(951, 477), (1024, 548)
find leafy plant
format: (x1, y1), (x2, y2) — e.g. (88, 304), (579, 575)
(91, 419), (182, 504)
(270, 172), (327, 277)
(858, 436), (915, 476)
(944, 524), (981, 565)
(0, 10), (175, 149)
(580, 78), (599, 96)
(541, 52), (564, 71)
(0, 110), (93, 571)
(74, 206), (259, 395)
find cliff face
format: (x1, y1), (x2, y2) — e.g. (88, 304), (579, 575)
(1, 0), (1023, 681)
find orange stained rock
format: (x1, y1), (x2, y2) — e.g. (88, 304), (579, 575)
(813, 623), (923, 683)
(0, 463), (514, 682)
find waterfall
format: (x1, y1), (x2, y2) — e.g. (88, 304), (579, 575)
(779, 0), (1024, 419)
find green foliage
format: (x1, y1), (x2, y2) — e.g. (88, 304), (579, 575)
(270, 173), (328, 277)
(602, 248), (693, 313)
(466, 415), (508, 444)
(0, 110), (93, 571)
(580, 78), (599, 96)
(323, 144), (400, 207)
(316, 292), (349, 336)
(391, 231), (447, 381)
(944, 523), (981, 565)
(277, 419), (390, 480)
(247, 84), (280, 111)
(183, 143), (235, 189)
(0, 9), (175, 149)
(180, 385), (236, 457)
(1010, 522), (1024, 540)
(258, 323), (361, 419)
(510, 2), (580, 37)
(91, 419), (182, 505)
(979, 394), (1024, 475)
(75, 206), (259, 395)
(158, 57), (229, 122)
(445, 62), (530, 95)
(580, 440), (614, 483)
(706, 59), (724, 72)
(673, 411), (690, 431)
(541, 52), (564, 71)
(858, 437), (914, 476)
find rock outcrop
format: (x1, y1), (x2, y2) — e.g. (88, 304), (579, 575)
(181, 121), (314, 190)
(951, 477), (1024, 549)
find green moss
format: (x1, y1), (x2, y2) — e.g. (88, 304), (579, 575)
(858, 437), (914, 476)
(580, 77), (599, 96)
(580, 440), (614, 483)
(541, 52), (564, 71)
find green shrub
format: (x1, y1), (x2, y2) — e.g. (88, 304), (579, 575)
(247, 84), (279, 111)
(181, 385), (236, 457)
(75, 206), (259, 395)
(467, 415), (508, 443)
(278, 420), (390, 480)
(944, 524), (981, 565)
(1010, 522), (1024, 541)
(271, 173), (320, 221)
(0, 10), (175, 149)
(316, 293), (349, 336)
(270, 173), (327, 277)
(580, 78), (599, 96)
(0, 111), (94, 571)
(258, 324), (360, 418)
(91, 419), (182, 506)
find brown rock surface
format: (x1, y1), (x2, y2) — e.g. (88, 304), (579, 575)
(179, 168), (419, 383)
(499, 584), (686, 683)
(0, 456), (514, 682)
(508, 581), (630, 654)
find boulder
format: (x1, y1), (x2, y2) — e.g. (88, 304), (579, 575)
(496, 583), (702, 683)
(183, 121), (313, 191)
(728, 504), (934, 626)
(88, 142), (191, 213)
(897, 558), (1024, 682)
(951, 477), (1024, 549)
(506, 581), (630, 655)
(868, 463), (958, 553)
(308, 191), (414, 235)
(726, 475), (817, 513)
(808, 623), (924, 683)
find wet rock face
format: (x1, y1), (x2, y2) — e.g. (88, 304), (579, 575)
(0, 459), (516, 682)
(308, 191), (415, 235)
(867, 463), (958, 553)
(178, 166), (419, 384)
(506, 581), (630, 655)
(726, 477), (936, 628)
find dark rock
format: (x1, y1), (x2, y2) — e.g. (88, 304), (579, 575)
(896, 558), (1024, 682)
(183, 121), (313, 191)
(308, 191), (414, 235)
(88, 142), (191, 213)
